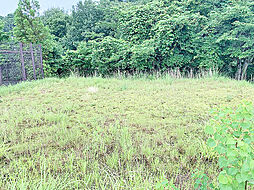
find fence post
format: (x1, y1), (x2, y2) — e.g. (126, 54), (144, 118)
(30, 43), (37, 80)
(0, 65), (2, 85)
(39, 44), (44, 78)
(19, 42), (26, 81)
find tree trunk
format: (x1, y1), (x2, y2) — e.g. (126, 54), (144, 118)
(235, 58), (249, 81)
(241, 61), (249, 80)
(235, 59), (242, 80)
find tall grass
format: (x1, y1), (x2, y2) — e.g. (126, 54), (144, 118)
(0, 76), (254, 189)
(68, 68), (221, 80)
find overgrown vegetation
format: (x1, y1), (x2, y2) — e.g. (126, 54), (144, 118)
(206, 102), (254, 189)
(0, 21), (9, 42)
(1, 0), (254, 188)
(157, 101), (254, 189)
(1, 0), (254, 79)
(0, 77), (254, 189)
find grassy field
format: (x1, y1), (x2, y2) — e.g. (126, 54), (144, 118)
(0, 76), (254, 189)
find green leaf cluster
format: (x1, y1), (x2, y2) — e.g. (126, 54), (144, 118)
(0, 21), (9, 42)
(206, 102), (254, 189)
(14, 0), (50, 44)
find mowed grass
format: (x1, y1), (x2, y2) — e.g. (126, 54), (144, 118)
(0, 77), (254, 189)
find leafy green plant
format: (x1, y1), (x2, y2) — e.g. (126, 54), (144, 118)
(156, 171), (215, 190)
(206, 102), (254, 190)
(155, 179), (179, 190)
(192, 170), (215, 190)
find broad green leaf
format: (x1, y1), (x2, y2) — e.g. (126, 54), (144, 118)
(242, 160), (250, 172)
(216, 144), (226, 154)
(218, 173), (228, 184)
(218, 157), (228, 168)
(226, 138), (235, 145)
(205, 125), (214, 135)
(240, 171), (250, 182)
(231, 122), (239, 129)
(240, 123), (250, 130)
(214, 133), (223, 141)
(228, 167), (238, 176)
(236, 174), (244, 183)
(237, 141), (245, 147)
(243, 137), (251, 144)
(250, 160), (254, 169)
(207, 138), (216, 148)
(227, 150), (237, 158)
(219, 184), (232, 190)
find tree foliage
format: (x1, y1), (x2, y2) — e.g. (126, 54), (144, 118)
(0, 21), (9, 42)
(210, 0), (254, 80)
(65, 0), (104, 49)
(1, 0), (253, 78)
(2, 14), (15, 35)
(41, 8), (70, 41)
(14, 0), (50, 44)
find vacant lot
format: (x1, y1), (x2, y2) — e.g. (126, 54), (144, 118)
(0, 77), (253, 189)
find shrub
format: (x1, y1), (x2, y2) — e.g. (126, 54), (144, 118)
(63, 42), (93, 76)
(130, 39), (156, 72)
(90, 36), (131, 75)
(206, 102), (254, 190)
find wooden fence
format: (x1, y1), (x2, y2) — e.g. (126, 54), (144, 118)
(0, 42), (44, 85)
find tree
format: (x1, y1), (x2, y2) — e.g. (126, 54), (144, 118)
(66, 0), (104, 49)
(209, 0), (254, 80)
(3, 14), (15, 34)
(41, 8), (70, 41)
(96, 0), (120, 38)
(8, 0), (254, 79)
(14, 0), (50, 44)
(0, 21), (9, 42)
(117, 1), (163, 43)
(13, 0), (64, 77)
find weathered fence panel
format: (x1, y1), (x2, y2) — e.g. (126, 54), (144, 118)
(0, 42), (44, 86)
